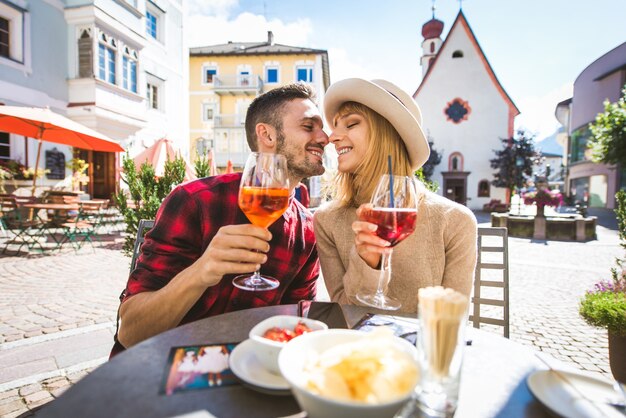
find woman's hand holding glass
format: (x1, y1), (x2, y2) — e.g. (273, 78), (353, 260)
(352, 204), (393, 269)
(354, 175), (421, 310)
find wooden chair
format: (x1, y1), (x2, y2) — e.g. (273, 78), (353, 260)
(114, 219), (155, 350)
(469, 227), (510, 338)
(130, 219), (155, 271)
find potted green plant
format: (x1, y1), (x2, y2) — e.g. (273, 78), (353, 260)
(522, 188), (563, 217)
(66, 158), (90, 192)
(579, 190), (626, 383)
(580, 271), (626, 382)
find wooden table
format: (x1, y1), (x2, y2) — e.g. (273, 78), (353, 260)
(36, 305), (552, 418)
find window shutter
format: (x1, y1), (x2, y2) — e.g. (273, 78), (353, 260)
(78, 31), (93, 78)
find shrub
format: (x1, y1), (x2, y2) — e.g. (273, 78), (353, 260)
(114, 153), (187, 257)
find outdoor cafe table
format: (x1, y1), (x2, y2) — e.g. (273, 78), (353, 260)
(36, 305), (553, 418)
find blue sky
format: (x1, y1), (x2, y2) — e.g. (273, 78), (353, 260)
(187, 0), (626, 140)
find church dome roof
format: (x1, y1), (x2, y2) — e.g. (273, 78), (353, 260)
(422, 18), (444, 39)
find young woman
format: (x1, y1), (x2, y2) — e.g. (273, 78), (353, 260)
(314, 78), (477, 313)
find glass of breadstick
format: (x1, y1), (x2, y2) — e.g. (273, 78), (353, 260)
(397, 286), (469, 418)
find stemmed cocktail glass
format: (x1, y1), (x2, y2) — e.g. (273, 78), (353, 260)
(232, 152), (290, 291)
(356, 175), (420, 310)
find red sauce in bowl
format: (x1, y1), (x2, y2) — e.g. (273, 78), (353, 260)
(262, 321), (314, 342)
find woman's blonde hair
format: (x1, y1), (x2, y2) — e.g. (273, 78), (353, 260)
(328, 102), (413, 208)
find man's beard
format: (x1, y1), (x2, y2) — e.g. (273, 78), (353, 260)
(275, 130), (325, 180)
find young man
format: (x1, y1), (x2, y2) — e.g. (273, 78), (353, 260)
(112, 84), (328, 355)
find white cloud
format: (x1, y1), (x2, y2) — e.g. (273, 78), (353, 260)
(515, 83), (573, 140)
(327, 47), (377, 84)
(187, 12), (313, 48)
(185, 9), (370, 91)
(187, 0), (238, 18)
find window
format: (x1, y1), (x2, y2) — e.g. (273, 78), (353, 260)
(146, 73), (164, 110)
(203, 66), (217, 84)
(0, 132), (9, 161)
(430, 42), (435, 53)
(570, 175), (609, 207)
(296, 66), (313, 82)
(266, 66), (278, 83)
(0, 2), (24, 64)
(146, 11), (157, 39)
(452, 50), (464, 58)
(239, 70), (250, 86)
(0, 17), (8, 58)
(444, 98), (471, 124)
(448, 152), (464, 171)
(589, 175), (607, 207)
(122, 47), (138, 93)
(570, 126), (592, 164)
(478, 180), (490, 197)
(147, 83), (158, 109)
(202, 103), (216, 122)
(98, 33), (116, 84)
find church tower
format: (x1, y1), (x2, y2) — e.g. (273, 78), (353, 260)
(414, 10), (519, 210)
(420, 6), (444, 76)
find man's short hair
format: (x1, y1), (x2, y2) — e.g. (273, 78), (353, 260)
(245, 83), (316, 151)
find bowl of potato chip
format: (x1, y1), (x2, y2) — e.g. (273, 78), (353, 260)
(278, 328), (419, 418)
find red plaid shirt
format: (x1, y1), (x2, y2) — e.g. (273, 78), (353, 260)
(112, 173), (318, 356)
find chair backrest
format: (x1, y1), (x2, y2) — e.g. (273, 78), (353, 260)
(469, 227), (510, 338)
(130, 219), (155, 272)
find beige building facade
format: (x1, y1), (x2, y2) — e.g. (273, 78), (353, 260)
(189, 31), (330, 170)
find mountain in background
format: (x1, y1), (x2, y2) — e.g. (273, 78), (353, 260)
(536, 127), (564, 157)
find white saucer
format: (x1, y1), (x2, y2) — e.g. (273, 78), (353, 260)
(229, 339), (291, 394)
(527, 369), (624, 418)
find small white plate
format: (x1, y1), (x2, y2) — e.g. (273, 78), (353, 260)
(527, 369), (624, 418)
(229, 339), (291, 394)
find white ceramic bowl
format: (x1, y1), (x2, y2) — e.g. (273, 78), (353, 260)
(248, 315), (328, 374)
(278, 329), (419, 418)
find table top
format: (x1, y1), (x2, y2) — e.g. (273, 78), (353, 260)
(36, 305), (552, 418)
(22, 203), (80, 210)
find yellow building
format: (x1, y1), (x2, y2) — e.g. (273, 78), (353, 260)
(189, 31), (330, 170)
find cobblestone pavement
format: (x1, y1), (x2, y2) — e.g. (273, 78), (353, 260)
(506, 229), (619, 376)
(0, 241), (129, 344)
(0, 214), (622, 417)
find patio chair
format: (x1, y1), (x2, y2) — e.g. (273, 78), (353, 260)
(130, 219), (155, 271)
(1, 196), (47, 254)
(469, 227), (510, 338)
(58, 206), (96, 252)
(80, 201), (106, 235)
(113, 219), (155, 352)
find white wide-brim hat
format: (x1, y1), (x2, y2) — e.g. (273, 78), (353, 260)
(324, 78), (430, 170)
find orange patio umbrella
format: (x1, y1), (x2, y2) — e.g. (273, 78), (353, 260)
(0, 106), (124, 194)
(133, 138), (196, 181)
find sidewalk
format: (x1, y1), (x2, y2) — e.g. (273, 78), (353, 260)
(0, 212), (622, 417)
(0, 239), (129, 417)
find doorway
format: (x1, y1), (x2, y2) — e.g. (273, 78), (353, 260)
(444, 179), (466, 204)
(76, 150), (117, 199)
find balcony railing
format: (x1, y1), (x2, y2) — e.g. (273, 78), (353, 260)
(214, 114), (245, 128)
(212, 74), (263, 96)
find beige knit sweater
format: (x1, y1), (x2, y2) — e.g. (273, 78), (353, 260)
(313, 191), (477, 314)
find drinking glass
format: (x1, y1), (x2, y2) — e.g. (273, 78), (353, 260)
(355, 175), (420, 310)
(396, 288), (468, 418)
(232, 152), (290, 291)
